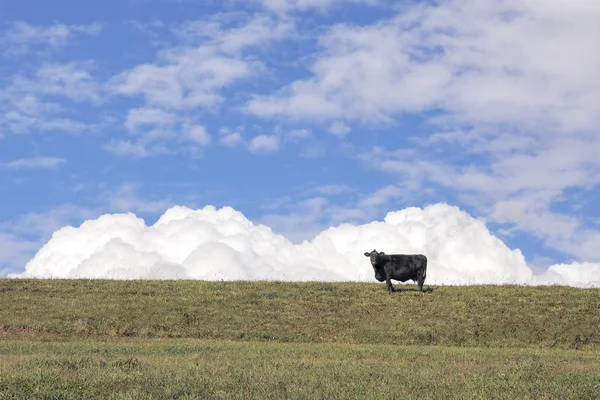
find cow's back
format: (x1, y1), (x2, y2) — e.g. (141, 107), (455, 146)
(389, 254), (426, 270)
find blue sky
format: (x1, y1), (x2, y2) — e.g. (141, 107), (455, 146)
(2, 0), (600, 277)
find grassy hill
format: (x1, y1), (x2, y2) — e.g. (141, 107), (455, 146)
(1, 279), (598, 349)
(0, 279), (599, 398)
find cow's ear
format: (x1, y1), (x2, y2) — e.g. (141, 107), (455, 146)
(364, 252), (370, 257)
(379, 251), (385, 256)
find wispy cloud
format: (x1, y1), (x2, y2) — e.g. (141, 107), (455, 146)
(0, 232), (41, 273)
(175, 13), (294, 53)
(218, 128), (245, 147)
(186, 124), (211, 146)
(246, 0), (600, 129)
(259, 182), (413, 242)
(248, 134), (280, 153)
(287, 128), (311, 140)
(361, 135), (600, 260)
(104, 140), (156, 158)
(357, 185), (405, 208)
(10, 62), (102, 104)
(124, 107), (177, 131)
(6, 204), (97, 238)
(260, 196), (329, 242)
(0, 62), (102, 135)
(216, 126), (309, 153)
(109, 13), (293, 157)
(328, 122), (351, 136)
(1, 21), (102, 56)
(246, 0), (600, 261)
(106, 108), (211, 157)
(310, 184), (351, 196)
(111, 14), (293, 109)
(103, 183), (174, 214)
(0, 157), (66, 169)
(257, 0), (384, 14)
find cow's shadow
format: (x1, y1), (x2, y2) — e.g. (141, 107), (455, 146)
(393, 286), (435, 294)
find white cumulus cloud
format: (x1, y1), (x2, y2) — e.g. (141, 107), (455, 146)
(9, 203), (599, 288)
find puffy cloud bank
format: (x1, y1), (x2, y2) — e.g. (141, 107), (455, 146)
(8, 203), (600, 287)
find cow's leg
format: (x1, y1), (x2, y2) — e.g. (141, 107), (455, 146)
(417, 269), (426, 292)
(385, 273), (395, 293)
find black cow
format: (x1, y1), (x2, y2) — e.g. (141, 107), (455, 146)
(364, 249), (427, 293)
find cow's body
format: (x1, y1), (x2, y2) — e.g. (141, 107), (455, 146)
(364, 249), (427, 293)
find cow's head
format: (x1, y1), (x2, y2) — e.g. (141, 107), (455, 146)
(364, 249), (385, 267)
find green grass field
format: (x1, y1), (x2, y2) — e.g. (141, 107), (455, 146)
(0, 279), (599, 399)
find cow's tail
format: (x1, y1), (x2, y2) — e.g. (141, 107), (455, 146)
(419, 255), (427, 291)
